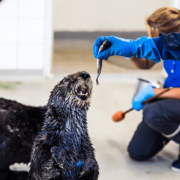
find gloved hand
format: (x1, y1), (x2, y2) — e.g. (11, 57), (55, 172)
(132, 85), (155, 111)
(93, 36), (161, 62)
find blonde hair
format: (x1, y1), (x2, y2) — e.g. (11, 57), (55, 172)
(147, 7), (180, 37)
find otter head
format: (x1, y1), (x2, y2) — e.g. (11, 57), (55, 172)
(48, 71), (93, 111)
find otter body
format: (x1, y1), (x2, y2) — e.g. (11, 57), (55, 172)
(28, 71), (99, 180)
(0, 98), (47, 180)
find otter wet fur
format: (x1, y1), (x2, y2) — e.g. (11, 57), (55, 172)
(28, 71), (99, 180)
(0, 98), (47, 180)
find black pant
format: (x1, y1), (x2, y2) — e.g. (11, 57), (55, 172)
(128, 99), (180, 161)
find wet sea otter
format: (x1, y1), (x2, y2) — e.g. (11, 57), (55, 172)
(28, 71), (99, 180)
(0, 98), (47, 180)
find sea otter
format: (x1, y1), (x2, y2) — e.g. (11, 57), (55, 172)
(0, 98), (47, 180)
(28, 71), (99, 180)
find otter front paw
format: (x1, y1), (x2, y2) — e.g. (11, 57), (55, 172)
(79, 159), (96, 178)
(51, 146), (65, 169)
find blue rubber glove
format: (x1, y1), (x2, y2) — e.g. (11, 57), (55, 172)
(132, 85), (155, 111)
(93, 36), (161, 62)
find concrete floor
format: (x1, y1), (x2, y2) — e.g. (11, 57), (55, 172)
(1, 41), (180, 179)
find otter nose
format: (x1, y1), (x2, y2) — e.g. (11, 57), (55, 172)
(80, 71), (90, 80)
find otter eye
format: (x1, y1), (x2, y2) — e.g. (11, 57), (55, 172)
(64, 79), (69, 83)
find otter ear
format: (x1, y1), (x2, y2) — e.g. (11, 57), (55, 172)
(47, 93), (54, 106)
(47, 79), (68, 107)
(47, 88), (65, 108)
(47, 88), (58, 107)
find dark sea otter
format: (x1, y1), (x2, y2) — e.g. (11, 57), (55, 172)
(28, 71), (99, 180)
(0, 98), (47, 180)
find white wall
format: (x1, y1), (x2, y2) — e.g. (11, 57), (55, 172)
(53, 0), (170, 32)
(171, 0), (180, 9)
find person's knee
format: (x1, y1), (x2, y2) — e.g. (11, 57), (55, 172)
(128, 145), (144, 161)
(127, 141), (152, 161)
(143, 103), (161, 130)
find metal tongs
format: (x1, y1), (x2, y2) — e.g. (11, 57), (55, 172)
(96, 39), (109, 85)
